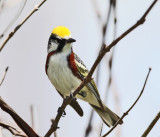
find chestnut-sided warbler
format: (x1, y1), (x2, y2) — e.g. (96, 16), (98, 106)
(45, 26), (122, 127)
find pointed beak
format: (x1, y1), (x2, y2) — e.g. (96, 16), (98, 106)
(67, 38), (76, 43)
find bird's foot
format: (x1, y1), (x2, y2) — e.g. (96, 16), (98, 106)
(57, 107), (66, 117)
(70, 92), (77, 102)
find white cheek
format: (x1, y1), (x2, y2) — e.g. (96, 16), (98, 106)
(48, 42), (58, 53)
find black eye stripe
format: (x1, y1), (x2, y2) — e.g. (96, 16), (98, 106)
(57, 39), (67, 52)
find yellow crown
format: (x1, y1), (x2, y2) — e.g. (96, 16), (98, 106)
(52, 26), (71, 38)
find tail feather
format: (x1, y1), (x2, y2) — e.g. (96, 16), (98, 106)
(90, 103), (123, 127)
(70, 100), (84, 117)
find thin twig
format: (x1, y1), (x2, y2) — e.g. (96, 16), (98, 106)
(102, 68), (152, 137)
(0, 0), (47, 52)
(0, 0), (27, 39)
(0, 122), (26, 137)
(45, 0), (157, 136)
(0, 66), (9, 86)
(0, 97), (39, 137)
(141, 111), (160, 137)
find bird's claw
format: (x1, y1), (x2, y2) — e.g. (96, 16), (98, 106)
(57, 93), (76, 117)
(70, 92), (77, 101)
(57, 107), (66, 117)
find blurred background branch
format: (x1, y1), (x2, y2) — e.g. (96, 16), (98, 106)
(85, 0), (118, 136)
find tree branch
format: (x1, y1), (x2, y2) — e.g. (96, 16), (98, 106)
(0, 122), (26, 137)
(0, 0), (47, 52)
(45, 0), (157, 136)
(0, 97), (39, 137)
(141, 111), (160, 137)
(0, 66), (9, 86)
(102, 68), (152, 137)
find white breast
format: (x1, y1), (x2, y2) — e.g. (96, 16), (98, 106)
(47, 52), (81, 97)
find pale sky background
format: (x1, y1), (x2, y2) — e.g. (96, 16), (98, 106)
(0, 0), (160, 137)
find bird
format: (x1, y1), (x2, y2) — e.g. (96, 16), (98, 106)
(45, 26), (123, 127)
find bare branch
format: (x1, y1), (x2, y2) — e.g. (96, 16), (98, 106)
(141, 111), (160, 137)
(0, 97), (39, 137)
(0, 66), (9, 86)
(0, 0), (27, 39)
(102, 68), (152, 137)
(0, 122), (26, 137)
(45, 0), (157, 136)
(0, 0), (47, 52)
